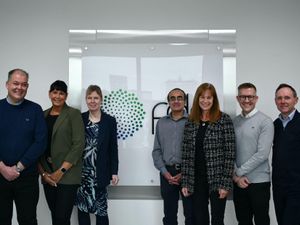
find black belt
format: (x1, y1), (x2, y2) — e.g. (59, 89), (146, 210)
(166, 164), (181, 171)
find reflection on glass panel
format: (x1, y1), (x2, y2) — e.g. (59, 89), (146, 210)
(69, 30), (236, 187)
(140, 56), (203, 101)
(223, 57), (237, 116)
(81, 56), (137, 111)
(69, 57), (82, 108)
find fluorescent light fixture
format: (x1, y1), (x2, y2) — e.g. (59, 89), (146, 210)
(222, 48), (236, 54)
(96, 30), (208, 36)
(69, 48), (82, 54)
(169, 43), (189, 46)
(69, 30), (96, 34)
(209, 30), (236, 34)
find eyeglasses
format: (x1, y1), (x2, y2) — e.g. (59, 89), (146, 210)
(238, 95), (256, 101)
(169, 96), (184, 102)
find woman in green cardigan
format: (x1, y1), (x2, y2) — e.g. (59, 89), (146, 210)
(38, 80), (85, 225)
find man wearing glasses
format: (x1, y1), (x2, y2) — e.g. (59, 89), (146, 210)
(152, 88), (192, 225)
(273, 83), (300, 225)
(0, 69), (47, 225)
(233, 83), (274, 225)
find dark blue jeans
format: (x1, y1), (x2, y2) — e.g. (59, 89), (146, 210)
(160, 166), (193, 225)
(43, 183), (78, 225)
(233, 182), (270, 225)
(0, 173), (39, 225)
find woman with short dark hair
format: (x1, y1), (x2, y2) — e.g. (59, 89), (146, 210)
(38, 80), (85, 225)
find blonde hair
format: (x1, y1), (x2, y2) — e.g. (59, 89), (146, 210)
(86, 85), (103, 99)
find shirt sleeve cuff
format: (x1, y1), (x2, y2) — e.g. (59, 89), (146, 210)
(160, 167), (168, 174)
(236, 168), (244, 177)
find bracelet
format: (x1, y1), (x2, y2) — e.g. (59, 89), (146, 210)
(42, 172), (46, 177)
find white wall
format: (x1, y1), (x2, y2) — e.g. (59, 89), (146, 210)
(1, 0), (300, 224)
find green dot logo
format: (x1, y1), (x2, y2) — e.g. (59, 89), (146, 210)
(102, 89), (146, 140)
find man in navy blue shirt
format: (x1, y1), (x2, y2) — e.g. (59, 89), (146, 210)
(0, 69), (47, 225)
(273, 83), (300, 225)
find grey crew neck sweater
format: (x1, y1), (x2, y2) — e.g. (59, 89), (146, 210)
(233, 111), (274, 183)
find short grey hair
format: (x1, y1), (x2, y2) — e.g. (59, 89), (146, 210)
(8, 68), (29, 81)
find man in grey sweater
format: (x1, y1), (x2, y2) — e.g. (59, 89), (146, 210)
(233, 83), (274, 225)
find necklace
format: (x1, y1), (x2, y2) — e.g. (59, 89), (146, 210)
(89, 112), (101, 123)
(201, 120), (208, 127)
(201, 113), (209, 126)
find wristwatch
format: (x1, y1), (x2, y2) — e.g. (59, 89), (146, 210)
(16, 162), (23, 173)
(60, 167), (67, 173)
(16, 165), (22, 173)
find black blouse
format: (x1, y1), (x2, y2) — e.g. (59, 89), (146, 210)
(195, 121), (208, 183)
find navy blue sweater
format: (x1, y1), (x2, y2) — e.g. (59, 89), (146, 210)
(0, 98), (47, 174)
(272, 110), (300, 189)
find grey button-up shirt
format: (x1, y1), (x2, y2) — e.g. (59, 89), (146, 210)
(152, 113), (188, 174)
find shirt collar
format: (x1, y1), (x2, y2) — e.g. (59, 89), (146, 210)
(6, 96), (24, 105)
(240, 108), (258, 118)
(279, 109), (296, 122)
(167, 111), (188, 120)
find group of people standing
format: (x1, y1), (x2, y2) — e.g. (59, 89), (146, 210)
(0, 68), (118, 225)
(153, 82), (300, 225)
(0, 68), (299, 225)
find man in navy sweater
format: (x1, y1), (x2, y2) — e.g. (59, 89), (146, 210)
(273, 83), (300, 225)
(0, 69), (47, 225)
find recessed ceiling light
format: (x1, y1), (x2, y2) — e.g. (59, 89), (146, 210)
(69, 48), (82, 54)
(222, 48), (236, 54)
(69, 30), (96, 34)
(209, 30), (236, 34)
(169, 43), (189, 46)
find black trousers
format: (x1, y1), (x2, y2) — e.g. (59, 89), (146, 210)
(78, 209), (109, 225)
(43, 183), (78, 225)
(273, 184), (300, 225)
(233, 182), (270, 225)
(0, 173), (39, 225)
(160, 166), (193, 225)
(192, 180), (226, 225)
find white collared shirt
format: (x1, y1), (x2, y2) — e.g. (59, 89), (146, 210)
(241, 108), (258, 118)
